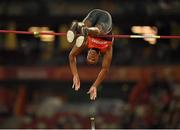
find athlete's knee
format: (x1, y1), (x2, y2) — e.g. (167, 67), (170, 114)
(83, 20), (92, 27)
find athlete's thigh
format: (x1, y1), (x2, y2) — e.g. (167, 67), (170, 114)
(95, 12), (112, 34)
(83, 9), (99, 27)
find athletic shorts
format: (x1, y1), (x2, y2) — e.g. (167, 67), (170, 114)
(83, 9), (112, 35)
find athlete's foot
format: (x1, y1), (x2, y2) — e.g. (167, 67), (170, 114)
(67, 21), (78, 43)
(75, 27), (89, 47)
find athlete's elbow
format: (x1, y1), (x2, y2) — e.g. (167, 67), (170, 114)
(69, 52), (75, 62)
(102, 67), (109, 74)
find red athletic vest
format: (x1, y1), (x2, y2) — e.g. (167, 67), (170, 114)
(87, 36), (113, 53)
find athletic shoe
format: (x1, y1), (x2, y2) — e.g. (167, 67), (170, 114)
(75, 27), (89, 47)
(67, 21), (78, 43)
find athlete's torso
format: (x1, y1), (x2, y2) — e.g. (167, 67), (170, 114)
(87, 34), (113, 53)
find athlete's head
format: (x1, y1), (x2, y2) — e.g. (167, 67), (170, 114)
(87, 48), (100, 64)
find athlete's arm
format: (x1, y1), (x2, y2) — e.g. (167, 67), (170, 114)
(87, 44), (113, 100)
(69, 44), (85, 90)
(93, 45), (113, 88)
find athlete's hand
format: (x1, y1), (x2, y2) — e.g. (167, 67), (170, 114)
(87, 86), (97, 100)
(72, 75), (80, 91)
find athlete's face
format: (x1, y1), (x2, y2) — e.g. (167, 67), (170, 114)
(87, 48), (100, 64)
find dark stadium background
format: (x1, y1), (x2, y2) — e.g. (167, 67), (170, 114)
(0, 0), (179, 129)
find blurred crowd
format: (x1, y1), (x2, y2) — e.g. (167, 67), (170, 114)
(0, 72), (179, 129)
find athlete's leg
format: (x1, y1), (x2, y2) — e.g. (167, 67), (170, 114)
(83, 9), (112, 36)
(67, 9), (95, 43)
(76, 9), (112, 47)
